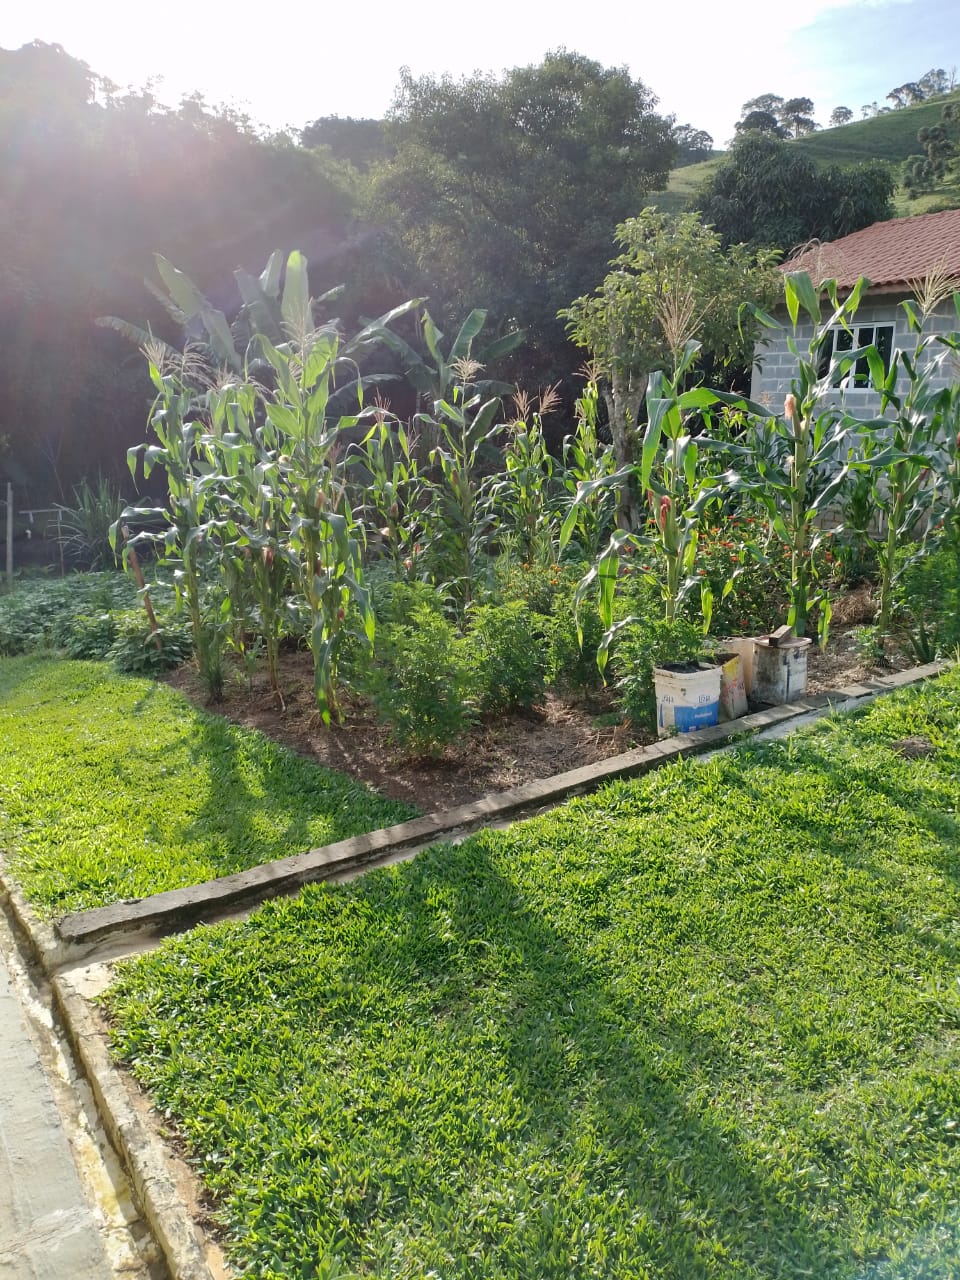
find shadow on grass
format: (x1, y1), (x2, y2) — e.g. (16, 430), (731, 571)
(168, 711), (414, 880)
(292, 842), (865, 1277)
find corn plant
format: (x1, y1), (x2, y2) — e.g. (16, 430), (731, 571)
(558, 378), (617, 561)
(116, 347), (217, 660)
(560, 333), (724, 671)
(860, 283), (960, 642)
(736, 272), (887, 641)
(350, 415), (423, 579)
(418, 361), (503, 613)
(486, 388), (561, 566)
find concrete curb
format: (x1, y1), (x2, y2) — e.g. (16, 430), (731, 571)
(0, 881), (217, 1280)
(0, 656), (949, 1280)
(53, 971), (217, 1280)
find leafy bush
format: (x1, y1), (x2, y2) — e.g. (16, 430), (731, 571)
(107, 611), (193, 675)
(892, 544), (960, 662)
(0, 573), (136, 656)
(541, 582), (605, 691)
(57, 612), (119, 660)
(614, 611), (704, 729)
(694, 518), (788, 637)
(369, 605), (474, 756)
(464, 601), (546, 715)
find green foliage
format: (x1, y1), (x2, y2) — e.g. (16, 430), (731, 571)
(367, 606), (474, 756)
(891, 544), (960, 661)
(103, 672), (960, 1279)
(372, 51), (677, 384)
(858, 288), (960, 643)
(693, 518), (787, 636)
(613, 601), (704, 728)
(464, 601), (546, 715)
(0, 41), (359, 501)
(737, 272), (886, 640)
(0, 572), (138, 656)
(693, 134), (895, 250)
(561, 210), (779, 525)
(55, 476), (125, 570)
(107, 612), (193, 676)
(541, 586), (606, 691)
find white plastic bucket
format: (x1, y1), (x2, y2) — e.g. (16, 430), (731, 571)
(751, 636), (813, 705)
(720, 636), (755, 696)
(654, 662), (722, 737)
(716, 651), (748, 720)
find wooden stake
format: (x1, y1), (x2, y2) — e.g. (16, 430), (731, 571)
(122, 526), (163, 651)
(4, 484), (12, 591)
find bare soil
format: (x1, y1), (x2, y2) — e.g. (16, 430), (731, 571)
(167, 588), (903, 814)
(168, 653), (637, 813)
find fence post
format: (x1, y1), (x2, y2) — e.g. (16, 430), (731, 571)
(5, 483), (12, 591)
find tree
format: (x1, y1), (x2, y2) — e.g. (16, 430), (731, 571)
(561, 210), (778, 527)
(370, 50), (676, 386)
(903, 102), (960, 195)
(741, 93), (785, 119)
(693, 134), (895, 251)
(735, 110), (787, 139)
(830, 106), (854, 127)
(779, 97), (818, 138)
(672, 122), (713, 163)
(300, 116), (393, 171)
(918, 68), (952, 98)
(0, 41), (362, 502)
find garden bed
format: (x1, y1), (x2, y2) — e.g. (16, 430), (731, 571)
(164, 617), (888, 813)
(101, 669), (960, 1279)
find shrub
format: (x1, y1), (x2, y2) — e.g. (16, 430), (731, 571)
(369, 606), (473, 756)
(0, 573), (136, 656)
(57, 612), (118, 661)
(464, 601), (546, 715)
(108, 612), (193, 676)
(891, 544), (960, 662)
(613, 610), (704, 730)
(542, 581), (605, 691)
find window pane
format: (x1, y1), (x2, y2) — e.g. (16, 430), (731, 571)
(817, 329), (835, 380)
(876, 325), (893, 372)
(832, 327), (853, 386)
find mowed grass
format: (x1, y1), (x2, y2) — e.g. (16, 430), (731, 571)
(0, 656), (415, 915)
(105, 670), (960, 1279)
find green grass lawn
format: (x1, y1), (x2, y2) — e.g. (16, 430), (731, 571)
(104, 670), (960, 1279)
(0, 656), (415, 915)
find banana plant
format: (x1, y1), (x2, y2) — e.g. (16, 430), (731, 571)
(372, 307), (523, 406)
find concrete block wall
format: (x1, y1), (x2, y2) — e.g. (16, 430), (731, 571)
(750, 294), (959, 418)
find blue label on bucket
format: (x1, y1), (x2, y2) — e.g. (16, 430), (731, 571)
(673, 700), (720, 732)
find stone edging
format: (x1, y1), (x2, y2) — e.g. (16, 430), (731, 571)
(0, 656), (949, 1280)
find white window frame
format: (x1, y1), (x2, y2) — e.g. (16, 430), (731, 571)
(819, 322), (896, 389)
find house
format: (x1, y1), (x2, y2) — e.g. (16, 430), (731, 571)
(750, 207), (960, 414)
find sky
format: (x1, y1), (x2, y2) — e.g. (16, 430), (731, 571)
(2, 0), (957, 144)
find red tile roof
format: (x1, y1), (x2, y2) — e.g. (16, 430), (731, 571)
(782, 207), (960, 289)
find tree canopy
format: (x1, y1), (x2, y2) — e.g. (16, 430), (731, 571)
(369, 50), (677, 383)
(693, 134), (895, 252)
(561, 209), (778, 523)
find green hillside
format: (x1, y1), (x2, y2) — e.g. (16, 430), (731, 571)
(651, 90), (960, 220)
